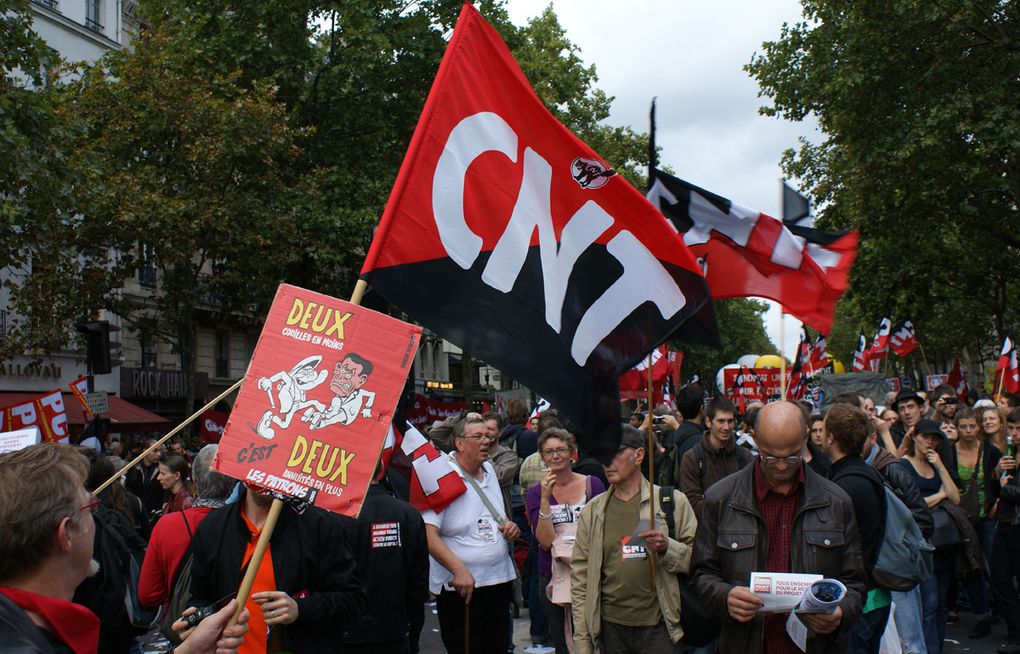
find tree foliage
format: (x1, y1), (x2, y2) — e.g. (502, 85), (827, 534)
(747, 0), (1020, 368)
(676, 298), (778, 392)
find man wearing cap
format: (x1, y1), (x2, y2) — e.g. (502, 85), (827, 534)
(570, 426), (697, 654)
(888, 389), (924, 450)
(691, 401), (866, 654)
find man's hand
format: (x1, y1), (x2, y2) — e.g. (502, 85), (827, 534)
(727, 586), (763, 622)
(252, 590), (298, 626)
(896, 429), (913, 458)
(173, 600), (250, 654)
(998, 456), (1017, 474)
(638, 530), (668, 554)
(662, 415), (680, 430)
(450, 566), (476, 604)
(500, 520), (520, 542)
(801, 606), (843, 634)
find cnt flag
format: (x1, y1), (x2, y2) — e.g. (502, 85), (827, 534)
(647, 171), (857, 334)
(871, 318), (892, 360)
(996, 337), (1020, 395)
(890, 321), (920, 357)
(381, 420), (466, 513)
(359, 4), (714, 462)
(852, 334), (868, 372)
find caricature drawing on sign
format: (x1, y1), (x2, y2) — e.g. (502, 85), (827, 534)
(255, 355), (329, 440)
(301, 353), (376, 429)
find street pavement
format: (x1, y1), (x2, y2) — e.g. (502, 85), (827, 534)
(418, 600), (1010, 653)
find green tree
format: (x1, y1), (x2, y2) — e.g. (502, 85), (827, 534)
(676, 298), (778, 392)
(66, 26), (309, 411)
(746, 1), (1020, 370)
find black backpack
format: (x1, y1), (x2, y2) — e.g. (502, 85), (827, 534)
(161, 512), (198, 645)
(659, 485), (720, 647)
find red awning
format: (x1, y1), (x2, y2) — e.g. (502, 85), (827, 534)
(0, 392), (171, 433)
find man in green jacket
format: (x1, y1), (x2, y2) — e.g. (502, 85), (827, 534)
(570, 427), (697, 654)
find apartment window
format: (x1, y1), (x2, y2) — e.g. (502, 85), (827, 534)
(215, 331), (230, 378)
(84, 0), (102, 31)
(32, 0), (59, 10)
(138, 243), (156, 289)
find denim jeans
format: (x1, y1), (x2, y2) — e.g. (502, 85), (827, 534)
(892, 586), (928, 654)
(849, 604), (892, 654)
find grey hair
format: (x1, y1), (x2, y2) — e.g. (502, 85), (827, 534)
(193, 445), (236, 500)
(454, 416), (486, 439)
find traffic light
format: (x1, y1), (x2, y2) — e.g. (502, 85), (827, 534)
(77, 321), (111, 374)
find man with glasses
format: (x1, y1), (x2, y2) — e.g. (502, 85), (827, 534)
(422, 416), (520, 654)
(679, 396), (753, 519)
(691, 401), (866, 654)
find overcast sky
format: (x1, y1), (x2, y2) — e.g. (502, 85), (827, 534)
(505, 0), (817, 361)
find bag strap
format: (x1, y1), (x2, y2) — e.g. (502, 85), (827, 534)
(659, 485), (676, 540)
(452, 459), (506, 523)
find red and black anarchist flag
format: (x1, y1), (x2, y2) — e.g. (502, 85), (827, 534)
(359, 4), (714, 462)
(647, 170), (857, 334)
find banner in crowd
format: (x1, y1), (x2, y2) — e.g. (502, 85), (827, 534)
(0, 428), (41, 454)
(215, 284), (421, 517)
(407, 394), (469, 429)
(0, 389), (68, 444)
(200, 409), (228, 444)
(358, 3), (715, 463)
(67, 377), (95, 424)
(724, 367), (795, 404)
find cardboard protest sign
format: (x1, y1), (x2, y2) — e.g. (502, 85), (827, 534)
(215, 284), (421, 516)
(723, 368), (790, 404)
(0, 428), (41, 454)
(0, 390), (68, 444)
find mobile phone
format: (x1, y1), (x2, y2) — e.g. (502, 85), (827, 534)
(179, 594), (234, 629)
(653, 416), (665, 424)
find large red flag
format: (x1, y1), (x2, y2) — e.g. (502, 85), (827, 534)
(890, 321), (920, 357)
(359, 4), (714, 461)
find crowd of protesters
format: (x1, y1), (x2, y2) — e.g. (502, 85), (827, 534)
(3, 387), (1020, 654)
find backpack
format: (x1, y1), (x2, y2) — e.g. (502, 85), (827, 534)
(161, 512), (197, 645)
(688, 440), (751, 488)
(836, 468), (934, 591)
(659, 485), (720, 647)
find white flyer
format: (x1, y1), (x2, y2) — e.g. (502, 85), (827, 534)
(749, 571), (821, 612)
(784, 578), (848, 652)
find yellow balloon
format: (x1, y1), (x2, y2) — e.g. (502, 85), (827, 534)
(828, 356), (846, 374)
(755, 354), (787, 369)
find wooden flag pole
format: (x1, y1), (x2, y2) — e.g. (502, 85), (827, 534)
(645, 350), (657, 592)
(995, 367), (1006, 403)
(229, 279), (370, 626)
(93, 379), (243, 496)
(917, 342), (932, 379)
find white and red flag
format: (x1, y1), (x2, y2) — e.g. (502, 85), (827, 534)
(890, 321), (919, 357)
(870, 318), (892, 360)
(852, 334), (869, 372)
(618, 346), (670, 400)
(358, 4), (715, 461)
(996, 338), (1020, 395)
(381, 420), (466, 513)
(810, 335), (829, 370)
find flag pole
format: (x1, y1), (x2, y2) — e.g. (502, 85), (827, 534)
(229, 279), (370, 626)
(93, 379), (243, 496)
(645, 349), (657, 592)
(645, 97), (658, 591)
(917, 342), (932, 379)
(996, 366), (1006, 403)
(779, 310), (787, 400)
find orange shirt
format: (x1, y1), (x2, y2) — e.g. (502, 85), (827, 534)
(239, 508), (276, 654)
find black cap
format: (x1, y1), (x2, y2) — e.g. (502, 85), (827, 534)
(915, 419), (944, 438)
(619, 425), (647, 451)
(893, 389), (923, 410)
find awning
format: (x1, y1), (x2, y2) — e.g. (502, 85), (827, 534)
(0, 392), (171, 433)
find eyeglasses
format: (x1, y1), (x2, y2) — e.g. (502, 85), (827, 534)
(759, 453), (803, 466)
(80, 499), (102, 514)
(542, 447), (571, 458)
(459, 434), (494, 441)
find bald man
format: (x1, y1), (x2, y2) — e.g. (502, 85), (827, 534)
(691, 402), (866, 654)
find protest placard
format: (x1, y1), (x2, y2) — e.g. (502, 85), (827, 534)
(0, 428), (41, 454)
(0, 390), (68, 444)
(214, 283), (421, 517)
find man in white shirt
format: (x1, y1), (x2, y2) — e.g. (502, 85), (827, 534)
(422, 416), (521, 654)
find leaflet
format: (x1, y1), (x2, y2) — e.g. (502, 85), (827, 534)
(750, 571), (821, 612)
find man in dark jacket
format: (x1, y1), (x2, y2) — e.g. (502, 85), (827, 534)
(125, 438), (166, 521)
(692, 401), (866, 654)
(990, 409), (1020, 654)
(189, 485), (366, 653)
(341, 480), (429, 654)
(823, 403), (890, 654)
(679, 396), (752, 519)
(666, 384), (705, 454)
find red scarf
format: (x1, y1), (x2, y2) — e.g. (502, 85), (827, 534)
(0, 586), (99, 654)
